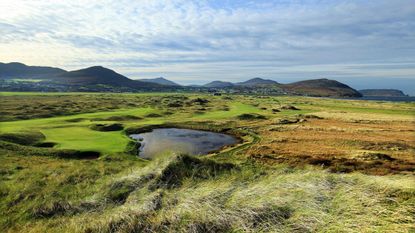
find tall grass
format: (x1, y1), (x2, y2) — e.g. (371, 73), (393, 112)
(1, 93), (414, 232)
(9, 154), (410, 233)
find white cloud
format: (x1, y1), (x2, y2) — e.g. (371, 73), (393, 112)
(0, 0), (414, 86)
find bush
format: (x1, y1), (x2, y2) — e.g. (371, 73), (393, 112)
(90, 123), (124, 131)
(152, 154), (235, 189)
(0, 131), (45, 146)
(237, 113), (267, 120)
(280, 105), (300, 110)
(124, 140), (141, 155)
(145, 113), (162, 118)
(104, 115), (142, 121)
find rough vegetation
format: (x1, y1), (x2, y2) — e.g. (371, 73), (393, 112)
(0, 92), (414, 232)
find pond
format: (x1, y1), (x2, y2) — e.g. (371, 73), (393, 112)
(129, 128), (238, 159)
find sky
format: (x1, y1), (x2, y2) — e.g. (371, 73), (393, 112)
(1, 0), (415, 94)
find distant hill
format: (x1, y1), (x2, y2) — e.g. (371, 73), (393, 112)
(0, 62), (368, 97)
(236, 78), (279, 86)
(0, 62), (66, 79)
(200, 77), (361, 97)
(359, 89), (407, 97)
(139, 77), (180, 86)
(55, 66), (161, 89)
(284, 78), (362, 97)
(204, 81), (234, 88)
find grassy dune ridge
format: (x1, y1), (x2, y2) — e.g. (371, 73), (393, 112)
(0, 92), (414, 232)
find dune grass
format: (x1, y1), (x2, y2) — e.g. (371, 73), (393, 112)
(0, 92), (414, 232)
(5, 154), (412, 232)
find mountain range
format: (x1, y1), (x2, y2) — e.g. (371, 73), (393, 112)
(0, 62), (388, 97)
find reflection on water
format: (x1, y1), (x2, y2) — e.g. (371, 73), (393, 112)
(130, 128), (238, 159)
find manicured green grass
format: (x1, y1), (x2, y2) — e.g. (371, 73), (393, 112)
(193, 102), (261, 119)
(0, 99), (272, 153)
(0, 107), (160, 153)
(41, 127), (129, 153)
(0, 107), (155, 130)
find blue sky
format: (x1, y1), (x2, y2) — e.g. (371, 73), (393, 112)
(1, 0), (414, 93)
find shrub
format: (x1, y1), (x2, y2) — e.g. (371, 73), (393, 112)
(90, 123), (124, 131)
(280, 105), (300, 110)
(0, 131), (45, 146)
(145, 113), (162, 118)
(237, 113), (267, 120)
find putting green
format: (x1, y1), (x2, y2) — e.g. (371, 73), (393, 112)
(41, 127), (129, 153)
(193, 102), (261, 119)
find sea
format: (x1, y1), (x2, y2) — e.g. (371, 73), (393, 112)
(352, 96), (415, 102)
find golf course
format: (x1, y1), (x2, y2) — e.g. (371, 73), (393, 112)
(0, 92), (414, 232)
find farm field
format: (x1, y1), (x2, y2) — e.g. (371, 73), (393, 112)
(0, 92), (414, 232)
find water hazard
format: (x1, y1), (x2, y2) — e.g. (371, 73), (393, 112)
(130, 128), (238, 159)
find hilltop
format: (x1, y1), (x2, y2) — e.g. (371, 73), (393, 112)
(359, 89), (407, 97)
(236, 77), (279, 86)
(203, 78), (279, 88)
(138, 77), (181, 86)
(56, 66), (134, 86)
(283, 78), (362, 97)
(0, 62), (66, 79)
(202, 78), (361, 97)
(55, 66), (164, 90)
(203, 81), (235, 88)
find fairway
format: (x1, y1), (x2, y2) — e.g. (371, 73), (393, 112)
(41, 127), (129, 153)
(193, 102), (261, 119)
(0, 100), (265, 153)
